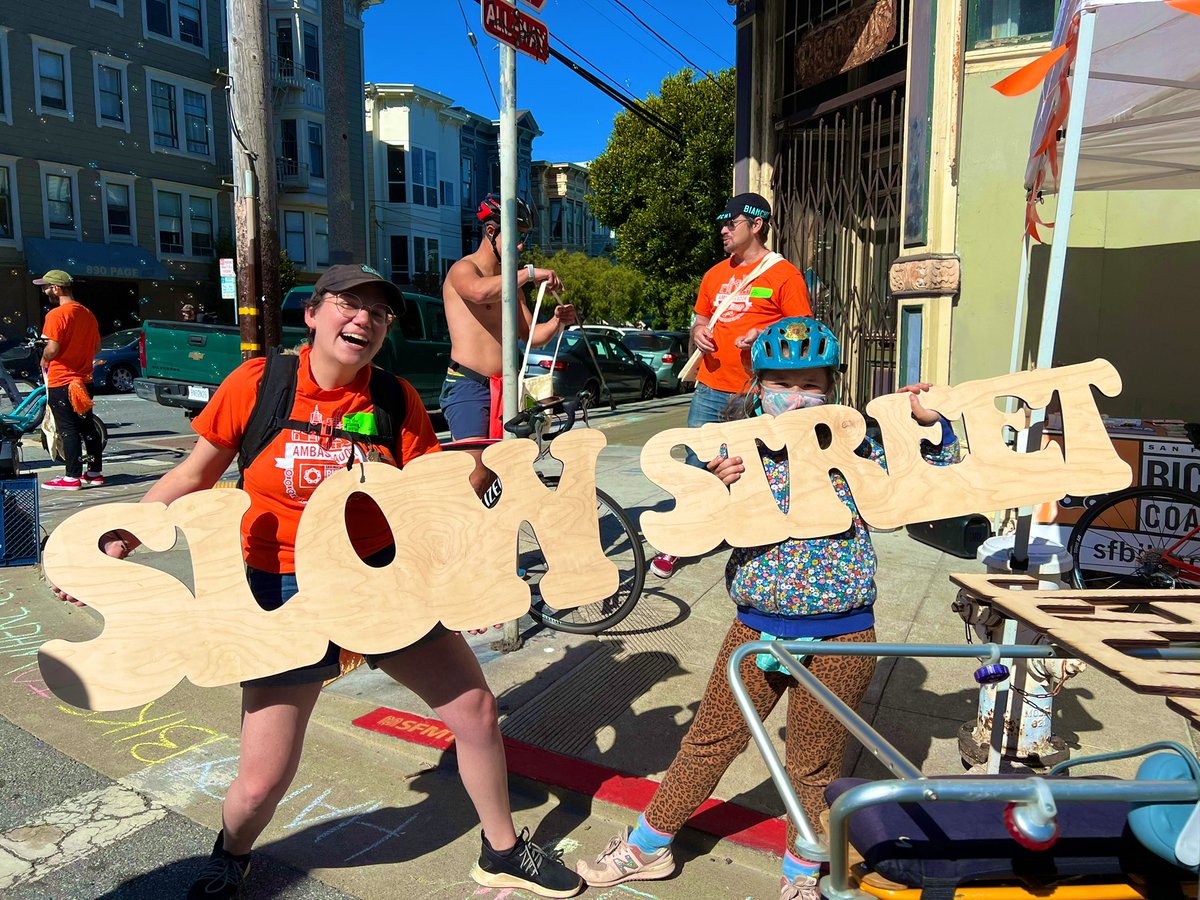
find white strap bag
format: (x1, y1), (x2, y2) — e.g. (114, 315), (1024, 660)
(519, 282), (565, 408)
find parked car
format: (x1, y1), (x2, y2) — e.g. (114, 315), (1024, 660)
(135, 286), (451, 411)
(620, 330), (691, 394)
(523, 330), (657, 407)
(574, 325), (644, 341)
(0, 335), (41, 386)
(92, 328), (143, 393)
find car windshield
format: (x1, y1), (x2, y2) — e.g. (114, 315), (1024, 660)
(100, 330), (141, 349)
(621, 333), (672, 352)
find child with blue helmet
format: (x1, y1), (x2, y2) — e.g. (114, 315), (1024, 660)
(578, 317), (959, 900)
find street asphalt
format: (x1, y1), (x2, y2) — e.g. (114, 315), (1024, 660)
(0, 391), (1195, 898)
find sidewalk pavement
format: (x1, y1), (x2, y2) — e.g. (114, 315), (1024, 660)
(1, 395), (1196, 899)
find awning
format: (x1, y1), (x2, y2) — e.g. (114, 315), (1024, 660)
(24, 237), (169, 281)
(1010, 0), (1200, 196)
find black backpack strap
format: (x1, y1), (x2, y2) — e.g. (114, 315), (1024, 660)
(237, 350), (300, 486)
(366, 366), (407, 466)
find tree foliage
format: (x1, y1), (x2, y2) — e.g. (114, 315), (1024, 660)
(522, 248), (646, 326)
(588, 69), (735, 329)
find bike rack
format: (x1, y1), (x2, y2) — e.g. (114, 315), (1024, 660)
(728, 641), (1200, 900)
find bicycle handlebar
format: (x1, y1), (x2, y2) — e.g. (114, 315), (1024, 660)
(503, 394), (582, 442)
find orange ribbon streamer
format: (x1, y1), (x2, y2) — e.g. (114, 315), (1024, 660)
(992, 43), (1069, 96)
(1166, 0), (1200, 17)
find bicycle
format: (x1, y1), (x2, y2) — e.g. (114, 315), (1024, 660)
(443, 396), (646, 635)
(1066, 484), (1200, 589)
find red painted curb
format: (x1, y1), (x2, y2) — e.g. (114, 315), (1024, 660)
(353, 707), (786, 855)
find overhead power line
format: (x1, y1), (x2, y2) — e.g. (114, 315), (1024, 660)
(609, 0), (729, 91)
(457, 0), (500, 112)
(468, 0), (684, 145)
(553, 34), (682, 141)
(576, 0), (679, 70)
(702, 0), (734, 28)
(551, 43), (684, 144)
(628, 0), (732, 65)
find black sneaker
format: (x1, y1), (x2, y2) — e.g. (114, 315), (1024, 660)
(187, 831), (251, 899)
(471, 827), (583, 898)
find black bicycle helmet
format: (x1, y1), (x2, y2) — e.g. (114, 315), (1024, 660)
(477, 193), (535, 231)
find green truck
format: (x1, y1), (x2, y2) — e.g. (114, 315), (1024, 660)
(133, 286), (452, 412)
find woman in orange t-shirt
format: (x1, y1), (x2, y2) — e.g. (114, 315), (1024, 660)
(55, 265), (582, 900)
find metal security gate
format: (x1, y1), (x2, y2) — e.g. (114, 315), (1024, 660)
(773, 89), (904, 410)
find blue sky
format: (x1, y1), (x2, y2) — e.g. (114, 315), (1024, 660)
(362, 0), (735, 162)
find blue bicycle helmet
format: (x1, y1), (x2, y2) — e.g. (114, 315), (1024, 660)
(750, 317), (841, 373)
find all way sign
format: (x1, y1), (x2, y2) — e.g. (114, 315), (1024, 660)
(482, 0), (550, 63)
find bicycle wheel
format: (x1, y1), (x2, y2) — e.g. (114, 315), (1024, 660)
(519, 476), (645, 634)
(1067, 486), (1200, 589)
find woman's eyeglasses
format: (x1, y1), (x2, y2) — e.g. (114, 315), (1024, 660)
(323, 293), (396, 326)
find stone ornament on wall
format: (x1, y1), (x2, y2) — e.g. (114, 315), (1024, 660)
(795, 0), (897, 91)
(888, 254), (962, 297)
(41, 361), (1130, 711)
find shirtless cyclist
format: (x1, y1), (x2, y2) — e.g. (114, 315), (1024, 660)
(442, 194), (575, 492)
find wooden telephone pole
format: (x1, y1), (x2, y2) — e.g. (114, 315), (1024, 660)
(229, 0), (280, 358)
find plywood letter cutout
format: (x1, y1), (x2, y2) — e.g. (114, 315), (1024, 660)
(951, 572), (1200, 725)
(40, 431), (616, 710)
(641, 359), (1132, 557)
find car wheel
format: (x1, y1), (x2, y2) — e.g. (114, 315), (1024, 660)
(580, 379), (601, 409)
(640, 377), (656, 401)
(108, 364), (136, 394)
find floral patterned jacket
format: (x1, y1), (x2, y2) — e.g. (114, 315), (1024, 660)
(727, 426), (959, 633)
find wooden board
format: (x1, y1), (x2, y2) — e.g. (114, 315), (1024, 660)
(40, 430), (616, 711)
(642, 359), (1132, 557)
(951, 572), (1200, 724)
(42, 359), (1134, 711)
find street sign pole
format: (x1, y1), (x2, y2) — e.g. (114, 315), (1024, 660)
(498, 36), (523, 652)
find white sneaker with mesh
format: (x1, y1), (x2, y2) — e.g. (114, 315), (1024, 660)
(575, 827), (675, 887)
(781, 874), (822, 900)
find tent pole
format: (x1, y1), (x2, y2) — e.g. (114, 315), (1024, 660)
(1008, 233), (1032, 379)
(1011, 8), (1098, 569)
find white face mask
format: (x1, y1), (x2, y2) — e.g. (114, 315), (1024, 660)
(760, 388), (827, 417)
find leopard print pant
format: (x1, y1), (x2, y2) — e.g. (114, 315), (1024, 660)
(644, 619), (877, 851)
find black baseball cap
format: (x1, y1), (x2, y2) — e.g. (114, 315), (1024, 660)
(715, 192), (771, 223)
(313, 264), (403, 310)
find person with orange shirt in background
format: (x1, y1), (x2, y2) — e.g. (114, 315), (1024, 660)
(650, 194), (813, 578)
(36, 270), (104, 491)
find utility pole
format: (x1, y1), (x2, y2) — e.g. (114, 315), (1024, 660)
(497, 41), (522, 653)
(322, 0), (353, 265)
(229, 0), (279, 358)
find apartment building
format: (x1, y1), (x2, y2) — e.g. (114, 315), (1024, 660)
(530, 160), (613, 258)
(364, 84), (467, 291)
(0, 0), (232, 334)
(457, 107), (538, 258)
(271, 0), (378, 281)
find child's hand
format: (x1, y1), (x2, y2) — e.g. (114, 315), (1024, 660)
(734, 327), (763, 350)
(896, 382), (943, 426)
(707, 453), (745, 485)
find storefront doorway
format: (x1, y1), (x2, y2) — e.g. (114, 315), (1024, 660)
(71, 279), (140, 336)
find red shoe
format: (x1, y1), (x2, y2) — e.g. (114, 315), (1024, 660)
(81, 472), (105, 487)
(650, 554), (680, 578)
(43, 476), (82, 491)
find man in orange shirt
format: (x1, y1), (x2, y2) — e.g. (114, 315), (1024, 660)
(36, 270), (104, 491)
(651, 193), (813, 578)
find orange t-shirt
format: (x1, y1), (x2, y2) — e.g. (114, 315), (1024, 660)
(42, 302), (100, 388)
(693, 255), (812, 393)
(193, 347), (441, 573)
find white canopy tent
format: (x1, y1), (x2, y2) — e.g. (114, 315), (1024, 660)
(996, 0), (1200, 563)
